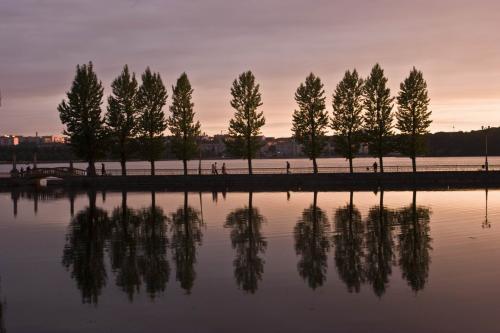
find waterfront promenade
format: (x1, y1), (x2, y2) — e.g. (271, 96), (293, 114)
(0, 165), (499, 191)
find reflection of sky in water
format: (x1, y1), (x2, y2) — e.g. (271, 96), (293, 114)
(0, 190), (499, 332)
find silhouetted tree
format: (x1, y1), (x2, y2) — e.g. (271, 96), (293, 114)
(170, 192), (203, 293)
(108, 192), (142, 301)
(292, 73), (329, 174)
(136, 68), (168, 176)
(224, 192), (266, 293)
(363, 64), (395, 172)
(364, 191), (396, 297)
(333, 192), (365, 292)
(396, 67), (432, 172)
(226, 71), (265, 175)
(395, 191), (432, 292)
(58, 62), (107, 176)
(331, 69), (364, 173)
(136, 192), (170, 298)
(294, 192), (331, 289)
(62, 191), (110, 304)
(168, 73), (201, 175)
(106, 65), (139, 176)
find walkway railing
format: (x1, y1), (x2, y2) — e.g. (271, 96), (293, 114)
(97, 164), (499, 176)
(1, 164), (498, 178)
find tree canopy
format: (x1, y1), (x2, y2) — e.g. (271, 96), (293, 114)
(226, 71), (265, 175)
(168, 73), (201, 175)
(292, 73), (329, 174)
(363, 64), (395, 172)
(396, 67), (432, 172)
(58, 62), (107, 176)
(106, 65), (139, 175)
(331, 69), (364, 173)
(136, 68), (168, 175)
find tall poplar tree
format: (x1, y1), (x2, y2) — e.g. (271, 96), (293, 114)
(136, 68), (168, 176)
(331, 69), (364, 173)
(363, 64), (395, 173)
(168, 73), (201, 176)
(106, 65), (138, 176)
(292, 73), (329, 174)
(58, 62), (106, 176)
(226, 71), (265, 175)
(396, 67), (432, 173)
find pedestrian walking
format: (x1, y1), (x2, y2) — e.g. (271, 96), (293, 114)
(286, 161), (291, 174)
(373, 161), (378, 173)
(222, 162), (227, 175)
(101, 163), (106, 176)
(214, 162), (219, 175)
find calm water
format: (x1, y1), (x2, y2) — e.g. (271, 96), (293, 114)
(0, 189), (500, 332)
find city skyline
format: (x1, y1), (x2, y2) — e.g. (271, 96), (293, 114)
(1, 0), (500, 137)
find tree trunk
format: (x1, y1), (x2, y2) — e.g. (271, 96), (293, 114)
(88, 160), (96, 176)
(122, 191), (127, 211)
(312, 157), (318, 174)
(151, 160), (155, 176)
(120, 154), (126, 176)
(248, 157), (253, 175)
(411, 156), (416, 173)
(183, 159), (188, 176)
(379, 156), (384, 173)
(349, 157), (353, 174)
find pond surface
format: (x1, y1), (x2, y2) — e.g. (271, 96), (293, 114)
(0, 189), (499, 332)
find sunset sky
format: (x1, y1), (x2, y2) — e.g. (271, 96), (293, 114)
(1, 0), (500, 137)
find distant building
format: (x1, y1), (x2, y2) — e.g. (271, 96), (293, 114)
(41, 135), (66, 144)
(0, 135), (19, 146)
(269, 137), (303, 157)
(199, 134), (227, 158)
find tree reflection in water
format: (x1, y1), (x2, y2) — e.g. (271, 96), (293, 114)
(364, 190), (396, 297)
(333, 191), (365, 293)
(170, 192), (203, 294)
(62, 190), (111, 305)
(395, 191), (432, 292)
(294, 191), (331, 289)
(108, 191), (142, 301)
(60, 190), (432, 301)
(64, 191), (170, 303)
(134, 192), (170, 299)
(225, 192), (267, 294)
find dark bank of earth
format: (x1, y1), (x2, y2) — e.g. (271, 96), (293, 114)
(1, 171), (499, 191)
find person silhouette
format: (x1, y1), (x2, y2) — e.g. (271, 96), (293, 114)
(222, 163), (227, 175)
(373, 162), (378, 173)
(286, 161), (291, 174)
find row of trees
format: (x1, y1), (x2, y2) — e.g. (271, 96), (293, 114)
(293, 65), (431, 173)
(58, 63), (199, 176)
(58, 63), (431, 175)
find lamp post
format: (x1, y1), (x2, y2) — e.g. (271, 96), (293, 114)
(482, 126), (490, 171)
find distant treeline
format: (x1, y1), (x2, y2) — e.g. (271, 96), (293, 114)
(425, 128), (496, 157)
(1, 128), (496, 163)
